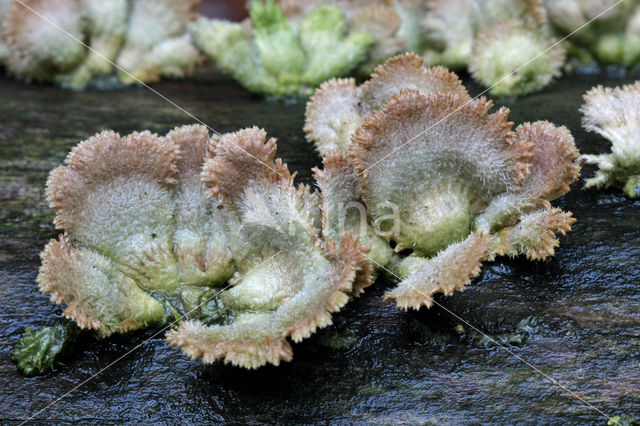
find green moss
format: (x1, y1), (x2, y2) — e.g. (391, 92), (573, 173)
(12, 320), (80, 376)
(608, 415), (639, 426)
(408, 319), (458, 351)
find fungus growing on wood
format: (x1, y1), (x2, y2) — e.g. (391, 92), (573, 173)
(2, 0), (201, 88)
(190, 0), (373, 96)
(304, 53), (469, 156)
(339, 88), (579, 310)
(18, 124), (371, 373)
(167, 127), (371, 368)
(579, 81), (640, 198)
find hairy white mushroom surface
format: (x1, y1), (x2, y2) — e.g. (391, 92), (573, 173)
(339, 88), (579, 310)
(2, 0), (201, 88)
(579, 81), (640, 197)
(167, 128), (372, 368)
(4, 0), (86, 81)
(304, 53), (469, 156)
(468, 19), (565, 98)
(40, 125), (234, 337)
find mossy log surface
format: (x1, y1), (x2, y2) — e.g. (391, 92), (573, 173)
(1, 69), (639, 423)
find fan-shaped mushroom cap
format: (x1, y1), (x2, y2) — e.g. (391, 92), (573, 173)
(191, 0), (372, 96)
(492, 208), (575, 261)
(313, 150), (390, 292)
(474, 120), (579, 233)
(38, 236), (167, 337)
(358, 53), (470, 112)
(45, 130), (182, 294)
(545, 0), (633, 38)
(168, 128), (372, 368)
(383, 232), (493, 310)
(422, 0), (477, 68)
(277, 0), (406, 76)
(468, 19), (565, 98)
(305, 53), (470, 156)
(581, 82), (640, 166)
(116, 0), (199, 72)
(422, 0), (547, 69)
(38, 125), (235, 336)
(348, 3), (406, 76)
(4, 0), (86, 80)
(516, 121), (580, 200)
(2, 0), (201, 87)
(579, 81), (640, 197)
(350, 89), (534, 256)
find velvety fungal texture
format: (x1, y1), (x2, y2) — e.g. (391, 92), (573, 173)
(167, 127), (371, 368)
(422, 0), (563, 97)
(277, 0), (420, 77)
(29, 124), (371, 370)
(304, 53), (470, 156)
(580, 81), (640, 198)
(190, 0), (373, 96)
(309, 58), (580, 310)
(1, 0), (201, 89)
(468, 19), (565, 98)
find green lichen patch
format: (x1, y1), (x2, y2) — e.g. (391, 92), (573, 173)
(609, 415), (639, 426)
(12, 319), (80, 376)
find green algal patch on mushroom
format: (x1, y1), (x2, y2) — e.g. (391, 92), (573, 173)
(189, 0), (373, 96)
(579, 81), (640, 198)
